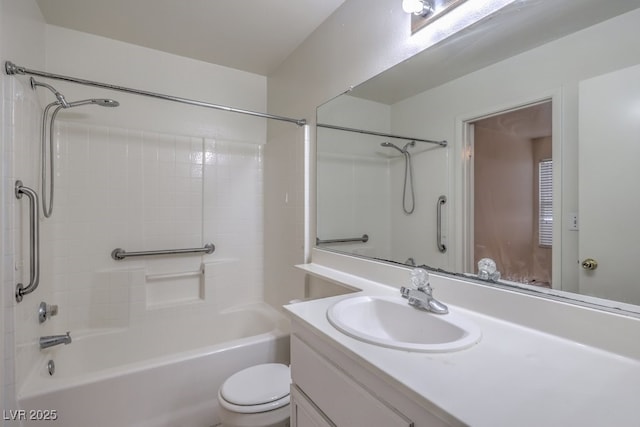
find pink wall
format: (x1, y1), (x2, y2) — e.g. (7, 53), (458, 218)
(474, 126), (534, 282)
(474, 121), (552, 285)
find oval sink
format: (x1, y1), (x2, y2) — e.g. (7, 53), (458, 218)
(327, 295), (481, 352)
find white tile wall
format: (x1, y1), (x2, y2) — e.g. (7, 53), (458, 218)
(3, 73), (46, 418)
(3, 0), (269, 415)
(40, 120), (264, 328)
(3, 112), (265, 393)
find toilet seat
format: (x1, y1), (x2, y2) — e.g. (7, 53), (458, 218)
(219, 363), (291, 414)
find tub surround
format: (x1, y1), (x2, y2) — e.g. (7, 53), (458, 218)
(18, 302), (290, 427)
(285, 259), (640, 426)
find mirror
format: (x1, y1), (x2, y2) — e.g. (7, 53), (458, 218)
(316, 1), (640, 312)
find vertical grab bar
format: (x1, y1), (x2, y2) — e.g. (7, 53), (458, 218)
(15, 180), (40, 303)
(437, 195), (447, 253)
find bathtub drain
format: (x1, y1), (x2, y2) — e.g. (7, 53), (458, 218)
(47, 359), (55, 376)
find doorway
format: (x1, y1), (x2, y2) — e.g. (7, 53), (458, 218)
(469, 101), (552, 286)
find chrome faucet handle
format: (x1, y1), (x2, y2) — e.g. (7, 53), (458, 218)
(38, 301), (59, 323)
(410, 268), (433, 294)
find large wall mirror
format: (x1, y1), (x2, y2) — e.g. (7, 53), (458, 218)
(316, 1), (640, 313)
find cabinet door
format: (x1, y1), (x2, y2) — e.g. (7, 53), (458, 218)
(291, 385), (335, 427)
(291, 335), (412, 427)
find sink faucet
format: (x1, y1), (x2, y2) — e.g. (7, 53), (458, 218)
(400, 268), (448, 314)
(39, 332), (71, 349)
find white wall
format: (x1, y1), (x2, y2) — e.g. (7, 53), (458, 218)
(268, 2), (640, 301)
(2, 10), (269, 410)
(265, 0), (510, 306)
(316, 95), (392, 261)
(390, 8), (640, 291)
(44, 25), (266, 142)
(1, 0), (46, 418)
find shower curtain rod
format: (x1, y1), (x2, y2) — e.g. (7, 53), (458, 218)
(4, 61), (306, 127)
(317, 123), (447, 146)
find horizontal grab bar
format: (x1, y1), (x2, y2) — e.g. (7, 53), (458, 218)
(111, 243), (215, 260)
(316, 234), (369, 245)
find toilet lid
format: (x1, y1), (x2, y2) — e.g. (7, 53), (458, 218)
(220, 363), (290, 406)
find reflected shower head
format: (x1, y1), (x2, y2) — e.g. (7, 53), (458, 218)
(93, 99), (119, 107)
(381, 141), (405, 154)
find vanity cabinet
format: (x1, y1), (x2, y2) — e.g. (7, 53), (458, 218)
(290, 322), (456, 427)
(290, 385), (334, 427)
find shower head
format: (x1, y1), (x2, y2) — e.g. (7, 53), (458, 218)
(49, 97), (120, 124)
(66, 98), (120, 108)
(381, 141), (405, 154)
(30, 77), (70, 108)
(93, 99), (119, 107)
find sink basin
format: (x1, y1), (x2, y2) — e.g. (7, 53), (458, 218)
(327, 295), (481, 352)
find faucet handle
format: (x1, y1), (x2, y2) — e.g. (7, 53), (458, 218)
(410, 268), (431, 292)
(38, 301), (59, 323)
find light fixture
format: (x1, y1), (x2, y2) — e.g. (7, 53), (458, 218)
(403, 0), (470, 34)
(402, 0), (434, 17)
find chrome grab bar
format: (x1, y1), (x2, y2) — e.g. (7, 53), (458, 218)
(15, 181), (40, 303)
(316, 234), (369, 245)
(111, 243), (215, 260)
(437, 195), (447, 253)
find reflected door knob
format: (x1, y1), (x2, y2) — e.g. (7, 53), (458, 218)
(581, 258), (598, 270)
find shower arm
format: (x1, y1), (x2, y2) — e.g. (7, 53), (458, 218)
(5, 61), (306, 126)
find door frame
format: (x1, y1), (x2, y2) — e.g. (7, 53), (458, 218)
(454, 91), (562, 288)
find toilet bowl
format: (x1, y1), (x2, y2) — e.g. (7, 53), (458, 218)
(217, 363), (291, 427)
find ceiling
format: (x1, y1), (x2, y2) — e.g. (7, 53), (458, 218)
(35, 0), (346, 76)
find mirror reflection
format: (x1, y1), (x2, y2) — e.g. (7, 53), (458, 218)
(316, 2), (640, 310)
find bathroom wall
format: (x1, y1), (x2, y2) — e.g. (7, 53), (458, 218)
(388, 8), (640, 290)
(0, 0), (47, 419)
(265, 0), (512, 306)
(316, 94), (392, 260)
(20, 28), (267, 387)
(270, 4), (640, 300)
(474, 126), (534, 281)
(2, 5), (269, 411)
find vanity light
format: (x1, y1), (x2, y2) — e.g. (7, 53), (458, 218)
(403, 0), (470, 34)
(402, 0), (434, 17)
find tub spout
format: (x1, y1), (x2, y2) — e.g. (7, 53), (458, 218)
(39, 332), (71, 349)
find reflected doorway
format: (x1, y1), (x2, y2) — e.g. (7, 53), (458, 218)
(470, 101), (552, 287)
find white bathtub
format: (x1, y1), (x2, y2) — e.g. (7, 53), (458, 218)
(17, 302), (290, 427)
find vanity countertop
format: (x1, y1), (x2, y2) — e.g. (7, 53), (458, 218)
(284, 263), (640, 427)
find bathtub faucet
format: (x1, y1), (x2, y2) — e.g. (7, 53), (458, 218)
(39, 332), (71, 349)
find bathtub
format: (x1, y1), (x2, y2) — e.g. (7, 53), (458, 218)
(17, 302), (290, 427)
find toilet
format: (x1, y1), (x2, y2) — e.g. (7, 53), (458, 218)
(217, 363), (291, 427)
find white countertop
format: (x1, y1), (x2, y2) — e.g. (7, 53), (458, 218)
(285, 264), (640, 427)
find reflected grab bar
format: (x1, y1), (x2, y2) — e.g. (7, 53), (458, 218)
(15, 181), (40, 303)
(316, 234), (369, 245)
(437, 195), (447, 253)
(111, 243), (215, 260)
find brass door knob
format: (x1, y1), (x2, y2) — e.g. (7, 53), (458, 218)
(581, 258), (598, 270)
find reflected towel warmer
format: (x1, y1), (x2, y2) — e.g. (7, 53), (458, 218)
(316, 234), (369, 245)
(111, 243), (215, 260)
